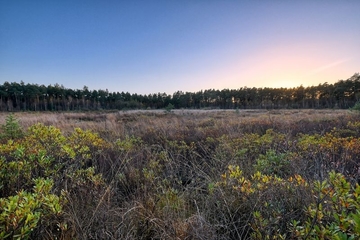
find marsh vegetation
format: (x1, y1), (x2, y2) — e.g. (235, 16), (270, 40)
(1, 109), (360, 239)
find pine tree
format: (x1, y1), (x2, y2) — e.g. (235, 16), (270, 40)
(0, 114), (23, 140)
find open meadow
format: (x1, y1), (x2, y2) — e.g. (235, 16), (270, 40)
(0, 109), (356, 138)
(1, 109), (360, 239)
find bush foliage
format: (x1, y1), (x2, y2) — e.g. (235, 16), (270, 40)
(1, 111), (360, 239)
(0, 114), (23, 140)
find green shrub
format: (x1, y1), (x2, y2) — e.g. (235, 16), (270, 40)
(165, 103), (174, 113)
(0, 123), (111, 239)
(254, 150), (292, 177)
(290, 171), (360, 239)
(214, 165), (310, 239)
(0, 178), (65, 240)
(350, 102), (360, 112)
(0, 114), (23, 140)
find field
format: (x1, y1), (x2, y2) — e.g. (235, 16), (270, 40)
(1, 109), (360, 239)
(0, 109), (353, 136)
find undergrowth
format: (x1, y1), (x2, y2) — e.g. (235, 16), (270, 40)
(1, 111), (360, 239)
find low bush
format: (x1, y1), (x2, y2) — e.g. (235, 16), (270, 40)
(1, 112), (360, 239)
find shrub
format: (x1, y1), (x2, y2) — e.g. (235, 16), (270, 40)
(0, 114), (23, 140)
(0, 178), (65, 240)
(165, 103), (174, 113)
(290, 171), (360, 239)
(254, 150), (292, 177)
(213, 165), (311, 239)
(350, 102), (360, 112)
(0, 123), (111, 239)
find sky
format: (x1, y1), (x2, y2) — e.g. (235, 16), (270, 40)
(1, 0), (359, 95)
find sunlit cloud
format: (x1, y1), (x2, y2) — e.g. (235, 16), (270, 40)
(308, 59), (351, 76)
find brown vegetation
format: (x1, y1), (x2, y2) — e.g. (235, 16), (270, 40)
(1, 109), (360, 239)
(0, 109), (353, 138)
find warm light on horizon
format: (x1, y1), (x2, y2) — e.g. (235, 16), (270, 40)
(1, 1), (359, 94)
(212, 40), (358, 91)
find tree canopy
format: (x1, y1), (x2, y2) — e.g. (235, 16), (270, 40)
(0, 73), (359, 111)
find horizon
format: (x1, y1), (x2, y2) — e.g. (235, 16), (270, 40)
(3, 72), (359, 96)
(1, 1), (359, 95)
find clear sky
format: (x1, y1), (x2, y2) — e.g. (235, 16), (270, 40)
(1, 0), (359, 95)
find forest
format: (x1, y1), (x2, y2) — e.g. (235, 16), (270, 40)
(0, 73), (359, 111)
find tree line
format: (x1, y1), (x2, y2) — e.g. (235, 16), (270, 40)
(0, 73), (359, 111)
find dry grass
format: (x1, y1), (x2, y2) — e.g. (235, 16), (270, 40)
(0, 109), (352, 138)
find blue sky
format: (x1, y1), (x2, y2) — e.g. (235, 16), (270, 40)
(1, 0), (359, 95)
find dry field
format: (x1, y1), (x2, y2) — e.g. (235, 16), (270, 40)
(0, 109), (353, 138)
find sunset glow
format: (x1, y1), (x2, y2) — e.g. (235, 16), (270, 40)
(0, 1), (359, 94)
